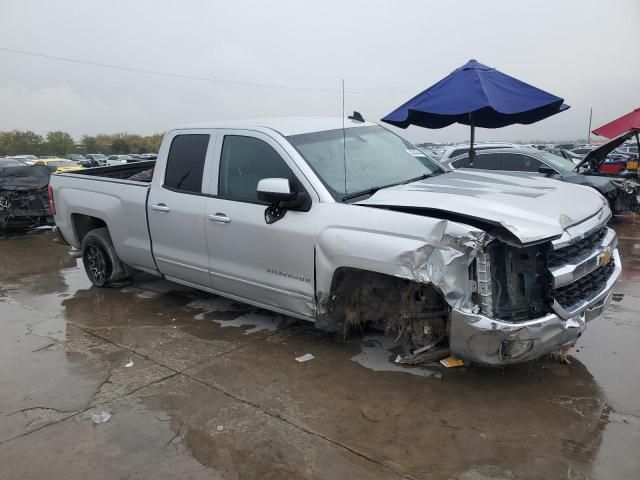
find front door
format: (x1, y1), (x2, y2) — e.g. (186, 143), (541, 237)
(204, 131), (317, 318)
(147, 131), (215, 287)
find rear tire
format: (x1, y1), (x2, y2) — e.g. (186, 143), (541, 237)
(81, 227), (130, 287)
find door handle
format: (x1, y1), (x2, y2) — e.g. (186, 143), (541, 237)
(207, 213), (231, 224)
(151, 203), (170, 212)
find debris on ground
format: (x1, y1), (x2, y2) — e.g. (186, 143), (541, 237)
(216, 425), (224, 431)
(91, 411), (112, 424)
(550, 346), (572, 365)
(434, 373), (443, 379)
(440, 356), (464, 368)
(395, 346), (450, 365)
(295, 353), (315, 363)
(124, 359), (134, 368)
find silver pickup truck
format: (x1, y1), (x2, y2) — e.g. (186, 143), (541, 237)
(49, 117), (621, 365)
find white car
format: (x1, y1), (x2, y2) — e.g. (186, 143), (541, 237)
(439, 142), (516, 163)
(106, 155), (135, 166)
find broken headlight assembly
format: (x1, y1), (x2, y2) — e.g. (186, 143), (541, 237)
(474, 240), (551, 321)
(611, 179), (637, 195)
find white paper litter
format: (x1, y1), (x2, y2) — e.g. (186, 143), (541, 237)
(124, 359), (134, 368)
(91, 411), (112, 424)
(295, 353), (315, 363)
(216, 425), (224, 431)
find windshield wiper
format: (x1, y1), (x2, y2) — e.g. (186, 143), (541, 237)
(399, 172), (441, 185)
(342, 186), (383, 202)
(342, 171), (443, 202)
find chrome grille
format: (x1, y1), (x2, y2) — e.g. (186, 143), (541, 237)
(551, 260), (615, 309)
(549, 227), (607, 268)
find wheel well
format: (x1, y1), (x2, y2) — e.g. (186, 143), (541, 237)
(323, 267), (449, 344)
(71, 214), (107, 245)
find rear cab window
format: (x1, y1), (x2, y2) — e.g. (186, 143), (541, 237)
(164, 134), (210, 193)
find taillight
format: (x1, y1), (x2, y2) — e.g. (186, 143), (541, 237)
(48, 185), (56, 215)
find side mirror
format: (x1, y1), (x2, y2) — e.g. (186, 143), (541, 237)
(257, 178), (309, 224)
(257, 178), (296, 203)
(538, 165), (556, 175)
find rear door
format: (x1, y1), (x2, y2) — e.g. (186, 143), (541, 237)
(147, 130), (217, 287)
(203, 130), (317, 318)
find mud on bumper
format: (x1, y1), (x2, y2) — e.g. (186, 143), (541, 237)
(450, 250), (622, 365)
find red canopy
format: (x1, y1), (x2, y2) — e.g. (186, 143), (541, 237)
(592, 107), (640, 138)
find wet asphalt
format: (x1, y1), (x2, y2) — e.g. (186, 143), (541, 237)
(0, 222), (639, 480)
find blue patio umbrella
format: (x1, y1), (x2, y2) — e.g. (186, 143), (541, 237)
(382, 59), (569, 163)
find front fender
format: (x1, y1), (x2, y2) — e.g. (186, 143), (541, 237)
(315, 217), (488, 313)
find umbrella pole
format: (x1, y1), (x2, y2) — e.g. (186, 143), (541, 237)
(469, 113), (476, 166)
(636, 132), (640, 179)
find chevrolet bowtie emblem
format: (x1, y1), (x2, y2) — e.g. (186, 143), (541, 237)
(599, 248), (613, 266)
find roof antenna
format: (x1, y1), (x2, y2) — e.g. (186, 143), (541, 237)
(342, 79), (347, 196)
(348, 111), (365, 122)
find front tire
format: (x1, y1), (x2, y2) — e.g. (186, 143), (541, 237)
(81, 227), (130, 287)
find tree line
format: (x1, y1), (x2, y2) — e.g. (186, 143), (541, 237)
(0, 130), (163, 156)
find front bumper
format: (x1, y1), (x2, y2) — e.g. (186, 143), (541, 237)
(450, 250), (621, 365)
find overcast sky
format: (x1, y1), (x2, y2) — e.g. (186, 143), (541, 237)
(1, 0), (639, 143)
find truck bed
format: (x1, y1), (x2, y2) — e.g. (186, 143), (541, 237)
(51, 161), (157, 273)
(72, 160), (156, 180)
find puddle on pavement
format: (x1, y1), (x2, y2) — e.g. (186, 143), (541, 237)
(188, 297), (284, 333)
(350, 334), (436, 377)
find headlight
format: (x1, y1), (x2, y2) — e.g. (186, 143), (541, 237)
(611, 180), (636, 195)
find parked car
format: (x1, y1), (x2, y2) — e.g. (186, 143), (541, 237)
(570, 146), (595, 158)
(107, 155), (135, 166)
(34, 158), (85, 173)
(67, 154), (87, 162)
(552, 143), (576, 150)
(85, 154), (108, 166)
(548, 148), (581, 164)
(438, 142), (516, 163)
(616, 144), (639, 157)
(599, 153), (635, 175)
(50, 117), (620, 366)
(1, 159), (54, 228)
(78, 158), (100, 168)
(140, 153), (158, 160)
(12, 155), (39, 164)
(442, 144), (639, 214)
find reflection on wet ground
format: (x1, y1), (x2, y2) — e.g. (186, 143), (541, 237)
(0, 224), (639, 479)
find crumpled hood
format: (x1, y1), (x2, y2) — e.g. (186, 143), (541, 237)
(357, 170), (608, 244)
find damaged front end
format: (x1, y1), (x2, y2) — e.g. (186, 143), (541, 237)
(0, 163), (54, 229)
(317, 206), (621, 366)
(0, 188), (52, 229)
(607, 179), (640, 214)
(452, 214), (621, 365)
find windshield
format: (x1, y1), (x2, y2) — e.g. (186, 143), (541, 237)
(287, 125), (443, 200)
(537, 151), (576, 172)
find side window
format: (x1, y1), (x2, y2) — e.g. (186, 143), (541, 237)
(474, 153), (502, 170)
(451, 155), (470, 168)
(450, 148), (469, 158)
(218, 135), (294, 203)
(502, 153), (542, 172)
(164, 134), (209, 193)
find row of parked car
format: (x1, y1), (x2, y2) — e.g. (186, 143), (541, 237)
(1, 153), (158, 171)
